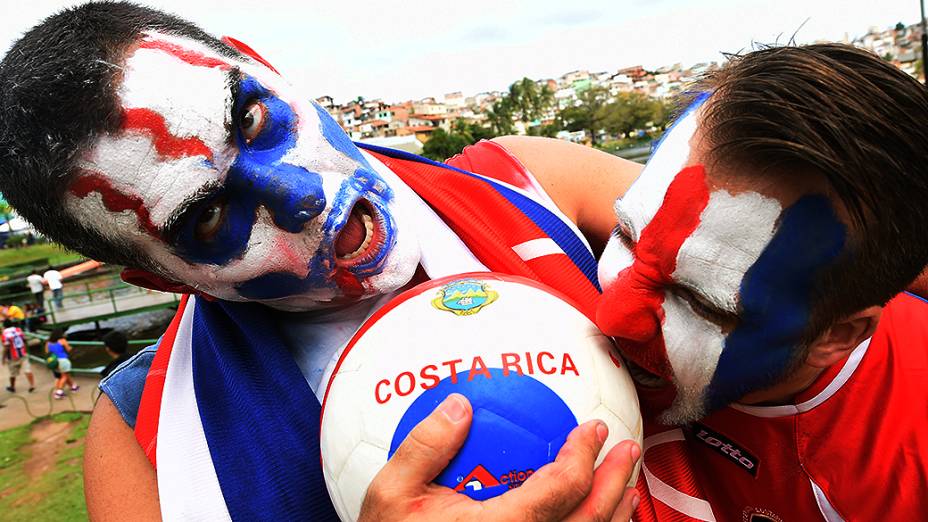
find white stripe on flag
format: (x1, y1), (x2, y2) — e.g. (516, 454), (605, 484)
(512, 238), (562, 261)
(157, 297), (232, 522)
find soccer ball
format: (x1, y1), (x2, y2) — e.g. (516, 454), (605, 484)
(320, 273), (642, 521)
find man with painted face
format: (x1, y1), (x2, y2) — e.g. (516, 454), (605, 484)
(0, 3), (642, 521)
(594, 47), (928, 521)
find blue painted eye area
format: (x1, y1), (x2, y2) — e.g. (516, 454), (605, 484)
(172, 194), (257, 266)
(239, 100), (267, 144)
(234, 77), (296, 152)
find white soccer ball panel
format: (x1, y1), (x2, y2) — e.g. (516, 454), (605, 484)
(335, 441), (388, 522)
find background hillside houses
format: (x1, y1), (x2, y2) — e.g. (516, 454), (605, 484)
(313, 21), (923, 159)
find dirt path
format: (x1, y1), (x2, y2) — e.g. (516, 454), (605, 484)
(23, 419), (78, 480)
(0, 365), (98, 431)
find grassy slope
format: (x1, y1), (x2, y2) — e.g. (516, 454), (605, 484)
(0, 412), (89, 521)
(0, 243), (84, 269)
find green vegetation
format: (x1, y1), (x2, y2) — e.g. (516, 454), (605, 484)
(0, 412), (90, 521)
(0, 243), (84, 270)
(421, 75), (672, 160)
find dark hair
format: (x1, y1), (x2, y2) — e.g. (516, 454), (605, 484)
(0, 1), (240, 270)
(102, 330), (129, 354)
(2, 319), (11, 328)
(48, 327), (66, 342)
(693, 44), (928, 339)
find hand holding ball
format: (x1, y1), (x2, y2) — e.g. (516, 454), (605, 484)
(321, 273), (643, 520)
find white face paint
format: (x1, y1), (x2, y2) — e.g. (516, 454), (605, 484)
(65, 32), (422, 310)
(596, 98), (845, 422)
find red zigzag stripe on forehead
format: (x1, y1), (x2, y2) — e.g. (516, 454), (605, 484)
(122, 108), (214, 162)
(138, 39), (232, 70)
(69, 171), (161, 238)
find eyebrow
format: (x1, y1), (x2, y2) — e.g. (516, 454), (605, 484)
(226, 66), (243, 145)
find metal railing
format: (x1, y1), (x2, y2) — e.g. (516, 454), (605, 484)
(27, 283), (180, 326)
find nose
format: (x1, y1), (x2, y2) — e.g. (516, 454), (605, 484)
(230, 160), (326, 233)
(597, 266), (663, 343)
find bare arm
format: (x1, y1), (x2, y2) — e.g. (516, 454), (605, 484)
(84, 395), (161, 521)
(491, 136), (642, 256)
(60, 339), (73, 353)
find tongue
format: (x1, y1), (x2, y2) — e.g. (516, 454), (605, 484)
(335, 207), (366, 258)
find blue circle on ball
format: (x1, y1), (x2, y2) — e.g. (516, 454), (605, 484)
(389, 368), (578, 501)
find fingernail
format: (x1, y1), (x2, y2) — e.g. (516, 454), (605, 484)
(630, 442), (641, 462)
(596, 421), (608, 443)
(439, 394), (467, 423)
(632, 493), (640, 510)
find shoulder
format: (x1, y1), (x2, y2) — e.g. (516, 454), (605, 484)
(488, 136), (643, 254)
(99, 344), (159, 429)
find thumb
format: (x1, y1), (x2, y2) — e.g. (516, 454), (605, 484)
(378, 393), (473, 490)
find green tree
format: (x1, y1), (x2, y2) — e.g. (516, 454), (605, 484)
(486, 98), (515, 135)
(602, 92), (659, 138)
(507, 77), (555, 126)
(422, 128), (471, 161)
(558, 86), (611, 146)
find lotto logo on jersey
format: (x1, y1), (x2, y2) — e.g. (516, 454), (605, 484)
(693, 422), (759, 476)
(320, 274), (643, 521)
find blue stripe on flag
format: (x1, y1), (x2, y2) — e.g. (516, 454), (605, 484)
(191, 299), (339, 522)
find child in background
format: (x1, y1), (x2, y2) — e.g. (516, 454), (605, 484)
(100, 331), (130, 378)
(46, 328), (77, 399)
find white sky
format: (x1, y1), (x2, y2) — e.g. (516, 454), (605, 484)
(0, 0), (921, 104)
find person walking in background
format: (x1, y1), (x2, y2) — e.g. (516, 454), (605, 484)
(42, 268), (63, 309)
(2, 319), (34, 393)
(26, 269), (44, 307)
(100, 331), (130, 379)
(46, 328), (77, 399)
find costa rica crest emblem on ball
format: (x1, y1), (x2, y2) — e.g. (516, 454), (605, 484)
(431, 279), (499, 316)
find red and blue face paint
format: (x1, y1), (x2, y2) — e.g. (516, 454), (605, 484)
(597, 97), (846, 421)
(64, 32), (414, 309)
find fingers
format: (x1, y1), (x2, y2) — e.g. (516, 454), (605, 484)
(488, 420), (606, 521)
(610, 487), (640, 522)
(565, 439), (641, 522)
(376, 393), (473, 491)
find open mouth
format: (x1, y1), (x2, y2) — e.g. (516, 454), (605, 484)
(334, 199), (385, 267)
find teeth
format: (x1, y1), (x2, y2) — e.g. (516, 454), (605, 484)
(339, 212), (375, 260)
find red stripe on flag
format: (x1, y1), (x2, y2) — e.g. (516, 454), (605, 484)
(135, 295), (190, 468)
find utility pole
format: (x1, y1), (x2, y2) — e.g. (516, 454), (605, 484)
(921, 0), (928, 84)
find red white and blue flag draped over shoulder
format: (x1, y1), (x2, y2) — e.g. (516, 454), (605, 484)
(134, 142), (602, 521)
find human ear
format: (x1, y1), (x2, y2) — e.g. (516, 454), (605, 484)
(805, 306), (882, 368)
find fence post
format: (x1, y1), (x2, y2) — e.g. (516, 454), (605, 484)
(109, 289), (118, 314)
(86, 282), (93, 302)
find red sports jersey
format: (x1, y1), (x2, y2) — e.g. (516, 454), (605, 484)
(636, 292), (928, 521)
(2, 326), (27, 360)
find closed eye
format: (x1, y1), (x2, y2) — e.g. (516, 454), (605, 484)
(673, 285), (739, 332)
(612, 222), (636, 252)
